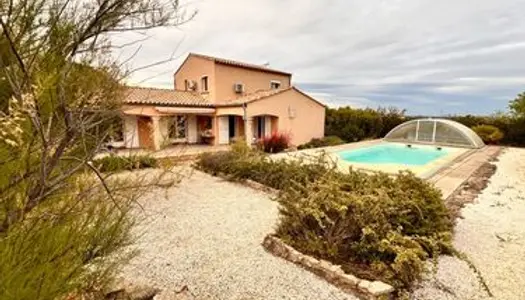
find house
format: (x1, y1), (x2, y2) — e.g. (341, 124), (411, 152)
(121, 53), (326, 150)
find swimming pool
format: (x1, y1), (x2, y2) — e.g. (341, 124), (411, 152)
(338, 143), (448, 166)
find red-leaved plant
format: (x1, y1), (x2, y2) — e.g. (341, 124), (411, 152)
(258, 132), (291, 153)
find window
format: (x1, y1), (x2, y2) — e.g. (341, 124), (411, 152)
(270, 80), (281, 90)
(169, 115), (187, 139)
(184, 80), (189, 91)
(201, 76), (209, 92)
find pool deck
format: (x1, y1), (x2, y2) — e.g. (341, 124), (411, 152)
(428, 145), (501, 199)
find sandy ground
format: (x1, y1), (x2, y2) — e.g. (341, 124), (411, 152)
(413, 147), (525, 300)
(119, 170), (356, 300)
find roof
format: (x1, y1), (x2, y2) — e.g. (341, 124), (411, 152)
(123, 86), (212, 107)
(219, 86), (326, 107)
(183, 53), (292, 76)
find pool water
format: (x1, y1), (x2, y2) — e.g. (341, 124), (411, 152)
(338, 143), (448, 166)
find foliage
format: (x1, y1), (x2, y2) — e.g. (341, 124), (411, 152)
(0, 0), (193, 298)
(509, 92), (525, 119)
(0, 179), (135, 300)
(449, 114), (525, 146)
(325, 106), (406, 142)
(93, 155), (158, 173)
(257, 132), (291, 153)
(196, 147), (454, 291)
(196, 144), (332, 191)
(297, 135), (345, 150)
(471, 125), (504, 144)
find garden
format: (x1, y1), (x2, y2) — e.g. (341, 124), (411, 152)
(196, 143), (457, 297)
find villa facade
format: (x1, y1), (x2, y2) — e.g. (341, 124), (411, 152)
(121, 53), (326, 150)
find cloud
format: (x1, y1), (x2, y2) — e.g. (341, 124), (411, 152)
(112, 0), (525, 115)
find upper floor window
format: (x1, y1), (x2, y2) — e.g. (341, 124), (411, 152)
(201, 76), (209, 92)
(270, 80), (281, 90)
(184, 79), (189, 91)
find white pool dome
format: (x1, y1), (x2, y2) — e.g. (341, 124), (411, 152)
(384, 118), (485, 149)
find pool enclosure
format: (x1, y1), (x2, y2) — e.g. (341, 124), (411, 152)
(384, 118), (485, 149)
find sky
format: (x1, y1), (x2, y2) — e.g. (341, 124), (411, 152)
(113, 0), (525, 116)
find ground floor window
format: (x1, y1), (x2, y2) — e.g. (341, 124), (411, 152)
(256, 117), (266, 138)
(169, 115), (187, 139)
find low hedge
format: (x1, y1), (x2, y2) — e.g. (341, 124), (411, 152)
(297, 136), (345, 150)
(93, 155), (157, 173)
(195, 146), (454, 293)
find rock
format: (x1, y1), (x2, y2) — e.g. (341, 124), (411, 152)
(358, 279), (371, 292)
(336, 273), (360, 288)
(368, 281), (395, 296)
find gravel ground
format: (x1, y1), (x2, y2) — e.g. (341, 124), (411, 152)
(120, 170), (356, 300)
(413, 148), (525, 300)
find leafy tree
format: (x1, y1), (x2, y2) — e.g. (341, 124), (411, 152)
(509, 92), (525, 119)
(0, 0), (193, 299)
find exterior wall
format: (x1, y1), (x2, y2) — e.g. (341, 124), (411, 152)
(246, 89), (325, 146)
(173, 56), (216, 103)
(215, 106), (244, 116)
(214, 63), (291, 103)
(123, 115), (139, 148)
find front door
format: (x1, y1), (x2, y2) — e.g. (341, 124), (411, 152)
(137, 116), (154, 149)
(218, 116), (229, 144)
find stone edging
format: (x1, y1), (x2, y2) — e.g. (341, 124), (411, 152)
(262, 235), (395, 300)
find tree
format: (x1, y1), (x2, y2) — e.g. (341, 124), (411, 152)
(0, 0), (194, 299)
(509, 92), (525, 119)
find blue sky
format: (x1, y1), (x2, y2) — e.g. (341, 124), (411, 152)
(114, 0), (525, 115)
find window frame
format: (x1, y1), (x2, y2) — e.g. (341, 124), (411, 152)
(201, 75), (209, 92)
(270, 80), (281, 90)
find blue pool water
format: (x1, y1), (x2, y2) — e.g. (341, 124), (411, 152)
(338, 143), (447, 166)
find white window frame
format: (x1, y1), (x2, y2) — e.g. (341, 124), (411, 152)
(270, 80), (281, 90)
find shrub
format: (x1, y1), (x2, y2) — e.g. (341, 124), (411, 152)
(297, 136), (345, 150)
(472, 125), (504, 144)
(196, 148), (454, 291)
(93, 155), (158, 173)
(325, 106), (406, 142)
(257, 132), (290, 153)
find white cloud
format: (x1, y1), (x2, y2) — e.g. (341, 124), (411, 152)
(112, 0), (525, 115)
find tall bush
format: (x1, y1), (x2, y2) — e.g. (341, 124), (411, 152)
(0, 0), (193, 298)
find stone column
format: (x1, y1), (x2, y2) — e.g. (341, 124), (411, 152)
(244, 116), (254, 146)
(151, 116), (161, 150)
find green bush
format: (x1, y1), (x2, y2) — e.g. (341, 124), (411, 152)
(0, 178), (135, 300)
(325, 106), (406, 142)
(297, 136), (345, 150)
(471, 125), (504, 144)
(195, 147), (454, 291)
(93, 155), (158, 173)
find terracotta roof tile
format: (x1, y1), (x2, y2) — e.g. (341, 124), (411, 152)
(218, 86), (326, 107)
(190, 53), (292, 76)
(123, 86), (211, 106)
(221, 88), (292, 106)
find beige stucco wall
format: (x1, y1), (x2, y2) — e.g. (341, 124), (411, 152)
(246, 89), (325, 146)
(173, 56), (216, 102)
(214, 63), (291, 103)
(123, 115), (139, 148)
